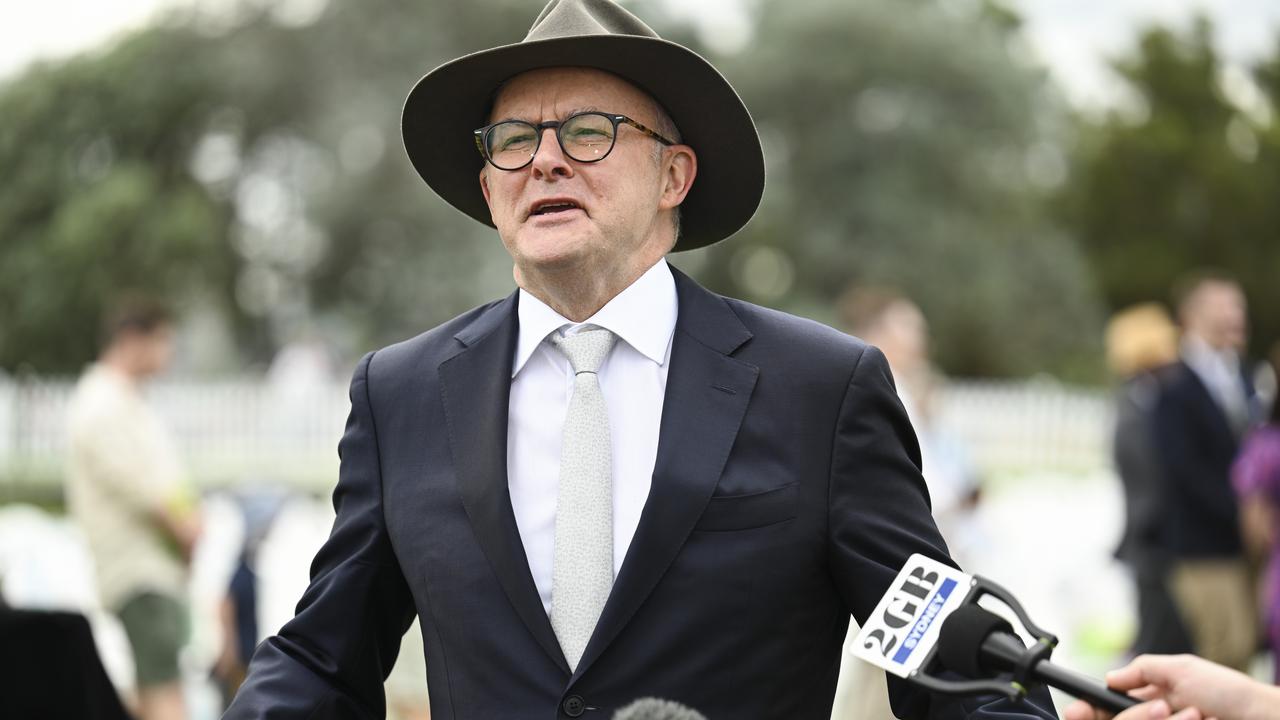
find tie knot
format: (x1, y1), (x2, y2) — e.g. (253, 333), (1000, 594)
(550, 327), (618, 375)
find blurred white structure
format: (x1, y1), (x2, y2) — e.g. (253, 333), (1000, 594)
(0, 375), (1110, 493)
(1, 376), (348, 492)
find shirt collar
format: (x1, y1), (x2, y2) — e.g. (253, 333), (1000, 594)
(1182, 334), (1238, 375)
(512, 259), (678, 378)
(90, 362), (138, 393)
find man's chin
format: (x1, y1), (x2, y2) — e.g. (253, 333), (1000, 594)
(518, 251), (595, 278)
(511, 229), (598, 268)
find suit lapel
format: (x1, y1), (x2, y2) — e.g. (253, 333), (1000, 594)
(1179, 360), (1243, 445)
(437, 293), (570, 674)
(573, 269), (759, 679)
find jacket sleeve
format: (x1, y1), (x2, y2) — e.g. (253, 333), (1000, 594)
(829, 346), (1057, 720)
(224, 351), (417, 719)
(1112, 378), (1168, 563)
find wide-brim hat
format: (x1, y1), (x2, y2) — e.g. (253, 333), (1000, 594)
(402, 0), (765, 252)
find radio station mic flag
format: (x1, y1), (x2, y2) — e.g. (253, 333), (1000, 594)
(849, 553), (1138, 714)
(850, 553), (972, 678)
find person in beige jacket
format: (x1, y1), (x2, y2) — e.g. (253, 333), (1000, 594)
(67, 297), (201, 720)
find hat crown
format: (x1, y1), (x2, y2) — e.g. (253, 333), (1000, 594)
(525, 0), (661, 42)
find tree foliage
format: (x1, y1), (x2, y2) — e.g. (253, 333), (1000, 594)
(0, 0), (1104, 378)
(1058, 18), (1280, 360)
(684, 0), (1103, 379)
(0, 28), (232, 372)
(0, 0), (533, 373)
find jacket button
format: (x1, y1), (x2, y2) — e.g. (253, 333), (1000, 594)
(562, 695), (586, 717)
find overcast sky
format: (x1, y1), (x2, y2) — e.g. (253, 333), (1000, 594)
(3, 0), (1278, 109)
(1007, 0), (1280, 108)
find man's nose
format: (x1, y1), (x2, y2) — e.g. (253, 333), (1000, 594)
(530, 126), (573, 179)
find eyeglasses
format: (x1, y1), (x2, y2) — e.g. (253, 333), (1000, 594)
(474, 111), (676, 171)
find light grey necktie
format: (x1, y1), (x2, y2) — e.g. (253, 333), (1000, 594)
(548, 327), (618, 671)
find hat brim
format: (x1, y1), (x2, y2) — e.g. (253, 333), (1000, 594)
(402, 34), (764, 252)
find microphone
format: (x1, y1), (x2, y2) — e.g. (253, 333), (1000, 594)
(938, 604), (1137, 714)
(849, 553), (1138, 713)
(612, 698), (707, 720)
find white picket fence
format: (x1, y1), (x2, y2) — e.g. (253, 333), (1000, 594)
(937, 378), (1112, 476)
(0, 376), (350, 491)
(0, 375), (1113, 493)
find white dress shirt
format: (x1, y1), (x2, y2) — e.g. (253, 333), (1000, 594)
(507, 259), (678, 615)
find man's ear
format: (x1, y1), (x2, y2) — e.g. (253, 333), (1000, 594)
(479, 166), (492, 207)
(659, 145), (697, 212)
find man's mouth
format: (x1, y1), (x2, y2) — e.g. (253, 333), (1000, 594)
(529, 199), (583, 217)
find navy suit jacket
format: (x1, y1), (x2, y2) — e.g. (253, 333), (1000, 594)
(225, 269), (1055, 719)
(1154, 359), (1258, 558)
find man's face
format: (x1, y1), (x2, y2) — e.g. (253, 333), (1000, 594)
(1185, 281), (1248, 351)
(127, 326), (175, 378)
(479, 67), (691, 282)
(882, 301), (929, 366)
(865, 300), (929, 376)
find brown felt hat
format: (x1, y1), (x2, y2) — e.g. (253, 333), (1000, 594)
(401, 0), (765, 251)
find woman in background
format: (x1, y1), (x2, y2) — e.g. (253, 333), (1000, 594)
(1105, 303), (1192, 657)
(1231, 344), (1280, 681)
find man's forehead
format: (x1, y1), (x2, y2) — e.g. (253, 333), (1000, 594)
(490, 66), (655, 118)
(1184, 282), (1245, 317)
(1197, 281), (1244, 302)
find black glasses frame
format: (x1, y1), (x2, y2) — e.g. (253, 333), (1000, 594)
(474, 111), (676, 171)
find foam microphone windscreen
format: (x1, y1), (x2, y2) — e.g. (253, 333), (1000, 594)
(612, 697), (708, 720)
(937, 604), (1016, 677)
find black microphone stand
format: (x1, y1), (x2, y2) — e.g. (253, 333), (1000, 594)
(906, 575), (1139, 714)
(975, 616), (1139, 713)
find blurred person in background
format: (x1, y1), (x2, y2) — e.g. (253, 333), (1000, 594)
(1231, 343), (1280, 681)
(838, 286), (983, 559)
(1154, 271), (1262, 671)
(830, 286), (984, 720)
(66, 295), (202, 720)
(212, 491), (286, 710)
(1104, 303), (1193, 657)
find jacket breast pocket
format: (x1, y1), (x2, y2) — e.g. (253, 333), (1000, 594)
(693, 482), (799, 532)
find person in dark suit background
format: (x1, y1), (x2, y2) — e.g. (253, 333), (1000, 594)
(225, 1), (1057, 718)
(1155, 271), (1262, 671)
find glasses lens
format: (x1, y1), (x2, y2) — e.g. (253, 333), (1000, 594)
(486, 121), (538, 169)
(560, 113), (616, 163)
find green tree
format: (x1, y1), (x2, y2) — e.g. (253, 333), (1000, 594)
(679, 0), (1104, 379)
(1, 0), (1101, 379)
(1058, 18), (1280, 360)
(0, 28), (233, 373)
(0, 0), (535, 374)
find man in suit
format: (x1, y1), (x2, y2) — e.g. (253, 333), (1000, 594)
(226, 1), (1056, 717)
(1155, 272), (1261, 671)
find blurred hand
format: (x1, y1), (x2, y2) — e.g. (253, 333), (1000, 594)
(1239, 495), (1275, 560)
(172, 511), (203, 563)
(1063, 654), (1280, 720)
(156, 499), (203, 564)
